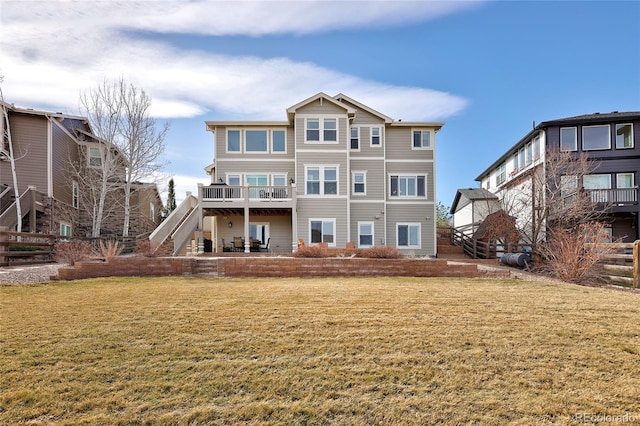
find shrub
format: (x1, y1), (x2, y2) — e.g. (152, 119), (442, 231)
(357, 246), (403, 259)
(135, 240), (159, 257)
(98, 240), (122, 259)
(293, 244), (329, 258)
(54, 240), (96, 265)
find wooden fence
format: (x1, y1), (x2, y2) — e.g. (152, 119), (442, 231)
(450, 227), (529, 259)
(0, 228), (56, 266)
(589, 241), (639, 288)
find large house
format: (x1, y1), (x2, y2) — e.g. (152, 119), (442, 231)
(472, 111), (640, 243)
(153, 93), (443, 256)
(0, 102), (163, 239)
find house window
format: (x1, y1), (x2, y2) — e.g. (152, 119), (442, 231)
(306, 166), (338, 195)
(412, 130), (430, 149)
(397, 223), (420, 249)
(525, 143), (532, 166)
(88, 147), (102, 167)
(250, 222), (270, 246)
(350, 127), (359, 150)
(353, 172), (366, 195)
(227, 130), (241, 152)
(616, 173), (635, 203)
(560, 175), (578, 198)
(60, 222), (72, 237)
(616, 124), (634, 149)
(245, 130), (268, 152)
(72, 181), (79, 209)
(324, 119), (337, 142)
(513, 151), (519, 171)
(533, 136), (540, 160)
(306, 119), (320, 141)
(371, 127), (381, 146)
(310, 219), (335, 246)
(390, 175), (426, 197)
(583, 174), (611, 203)
(246, 175), (268, 198)
(518, 148), (525, 169)
(583, 125), (610, 151)
(272, 174), (287, 186)
(227, 175), (241, 186)
(149, 202), (155, 221)
(272, 130), (286, 152)
(495, 163), (506, 186)
(560, 127), (577, 152)
(358, 222), (374, 248)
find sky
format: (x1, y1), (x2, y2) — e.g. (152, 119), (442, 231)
(1, 0), (639, 207)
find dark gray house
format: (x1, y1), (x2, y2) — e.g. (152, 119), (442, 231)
(475, 111), (640, 242)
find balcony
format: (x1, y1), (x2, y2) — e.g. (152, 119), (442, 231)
(199, 184), (296, 209)
(584, 188), (638, 205)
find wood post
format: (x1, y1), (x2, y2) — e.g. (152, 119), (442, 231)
(0, 226), (7, 266)
(634, 240), (639, 289)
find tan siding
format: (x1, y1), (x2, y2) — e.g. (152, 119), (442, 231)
(296, 199), (348, 246)
(296, 99), (346, 115)
(350, 125), (385, 158)
(386, 204), (436, 256)
(349, 203), (385, 246)
(386, 127), (435, 161)
(297, 151), (348, 196)
(349, 158), (385, 200)
(2, 112), (48, 195)
(352, 108), (384, 125)
(386, 162), (435, 202)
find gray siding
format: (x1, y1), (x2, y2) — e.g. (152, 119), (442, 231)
(1, 112), (48, 195)
(296, 199), (348, 246)
(51, 120), (80, 204)
(386, 161), (435, 202)
(386, 204), (436, 256)
(297, 151), (349, 197)
(349, 158), (385, 200)
(349, 203), (385, 246)
(386, 127), (435, 161)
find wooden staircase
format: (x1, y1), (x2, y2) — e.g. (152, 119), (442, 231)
(436, 227), (467, 259)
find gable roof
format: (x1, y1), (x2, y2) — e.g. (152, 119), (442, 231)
(286, 92), (356, 121)
(450, 187), (498, 214)
(333, 93), (393, 124)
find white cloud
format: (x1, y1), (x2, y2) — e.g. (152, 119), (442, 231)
(1, 0), (473, 121)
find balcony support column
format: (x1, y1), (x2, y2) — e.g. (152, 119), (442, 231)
(244, 185), (250, 253)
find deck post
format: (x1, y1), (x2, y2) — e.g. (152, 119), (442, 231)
(0, 226), (7, 266)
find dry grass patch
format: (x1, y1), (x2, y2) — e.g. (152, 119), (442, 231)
(1, 277), (640, 425)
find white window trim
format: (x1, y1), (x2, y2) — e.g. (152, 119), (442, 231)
(149, 202), (155, 221)
(88, 146), (103, 168)
(60, 221), (72, 238)
(389, 174), (427, 198)
(352, 171), (367, 196)
(304, 116), (340, 144)
(560, 127), (578, 152)
(226, 129), (242, 153)
(616, 172), (635, 188)
(309, 218), (337, 247)
(582, 124), (611, 151)
(271, 173), (288, 186)
(615, 123), (634, 150)
(271, 129), (287, 153)
(396, 223), (421, 249)
(350, 126), (360, 151)
(412, 129), (432, 150)
(72, 181), (79, 209)
(226, 174), (242, 186)
(305, 165), (340, 196)
(358, 221), (374, 248)
(370, 126), (383, 147)
(244, 129), (269, 154)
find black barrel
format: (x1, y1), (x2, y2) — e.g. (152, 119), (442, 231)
(500, 253), (531, 267)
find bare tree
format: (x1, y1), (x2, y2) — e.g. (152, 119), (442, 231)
(78, 78), (168, 237)
(498, 149), (607, 248)
(118, 81), (168, 237)
(0, 78), (24, 232)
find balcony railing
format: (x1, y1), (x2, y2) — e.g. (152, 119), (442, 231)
(201, 185), (293, 201)
(585, 188), (638, 205)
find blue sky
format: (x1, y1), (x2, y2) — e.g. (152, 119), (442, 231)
(2, 0), (639, 206)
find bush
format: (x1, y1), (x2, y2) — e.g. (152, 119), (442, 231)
(54, 240), (96, 265)
(293, 244), (329, 258)
(357, 246), (403, 259)
(98, 240), (122, 259)
(135, 240), (159, 257)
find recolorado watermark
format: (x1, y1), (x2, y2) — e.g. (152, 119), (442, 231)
(573, 413), (637, 424)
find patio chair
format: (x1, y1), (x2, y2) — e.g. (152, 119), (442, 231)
(233, 236), (244, 252)
(222, 238), (232, 252)
(259, 237), (270, 252)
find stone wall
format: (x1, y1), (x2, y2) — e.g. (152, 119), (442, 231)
(55, 256), (488, 280)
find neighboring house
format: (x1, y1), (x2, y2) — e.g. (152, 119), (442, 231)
(450, 188), (499, 236)
(475, 111), (640, 242)
(0, 101), (163, 238)
(155, 93), (443, 256)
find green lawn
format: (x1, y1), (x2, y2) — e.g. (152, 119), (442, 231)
(1, 277), (639, 425)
